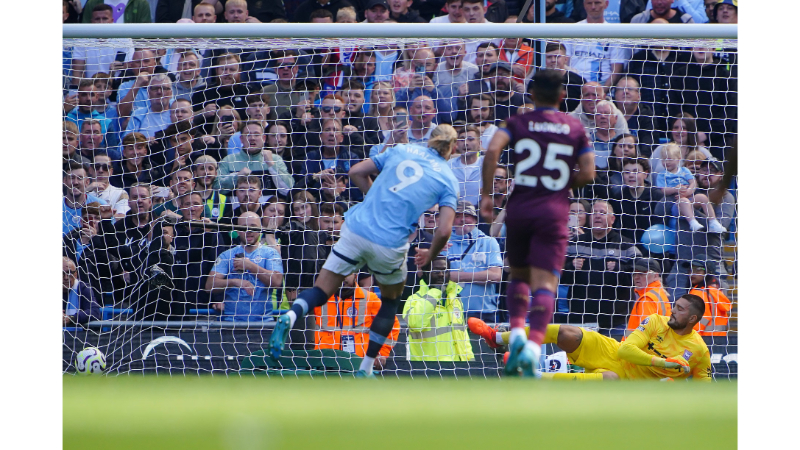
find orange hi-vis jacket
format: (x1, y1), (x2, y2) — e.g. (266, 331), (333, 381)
(312, 285), (399, 357)
(628, 280), (672, 330)
(690, 285), (732, 336)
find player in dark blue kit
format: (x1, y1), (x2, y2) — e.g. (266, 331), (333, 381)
(476, 69), (596, 377)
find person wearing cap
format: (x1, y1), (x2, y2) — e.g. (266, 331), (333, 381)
(627, 258), (671, 334)
(445, 200), (503, 322)
(363, 0), (390, 23)
(714, 0), (736, 23)
(687, 258), (731, 336)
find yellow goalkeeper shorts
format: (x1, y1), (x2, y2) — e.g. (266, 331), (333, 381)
(568, 328), (627, 379)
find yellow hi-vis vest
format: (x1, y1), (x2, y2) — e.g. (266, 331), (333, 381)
(402, 280), (475, 362)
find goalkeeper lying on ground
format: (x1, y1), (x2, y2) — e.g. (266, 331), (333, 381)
(469, 294), (712, 381)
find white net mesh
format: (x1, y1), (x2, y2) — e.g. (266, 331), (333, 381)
(62, 35), (737, 379)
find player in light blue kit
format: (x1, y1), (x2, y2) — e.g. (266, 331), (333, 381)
(270, 124), (460, 377)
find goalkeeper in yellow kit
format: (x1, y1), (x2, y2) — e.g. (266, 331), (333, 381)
(469, 294), (712, 381)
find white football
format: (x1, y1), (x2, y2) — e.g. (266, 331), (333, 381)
(75, 347), (106, 375)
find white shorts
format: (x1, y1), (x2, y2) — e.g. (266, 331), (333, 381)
(322, 223), (410, 286)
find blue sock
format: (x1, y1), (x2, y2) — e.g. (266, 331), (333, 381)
(289, 286), (329, 319)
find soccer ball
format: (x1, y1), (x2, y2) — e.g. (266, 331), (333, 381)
(75, 347), (106, 375)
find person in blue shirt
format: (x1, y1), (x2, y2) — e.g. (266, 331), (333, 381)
(65, 79), (111, 138)
(445, 201), (504, 322)
(271, 124), (461, 377)
(205, 212), (284, 322)
(116, 49), (159, 123)
(63, 161), (108, 235)
(124, 73), (175, 139)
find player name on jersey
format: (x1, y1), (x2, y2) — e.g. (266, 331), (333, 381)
(528, 121), (572, 135)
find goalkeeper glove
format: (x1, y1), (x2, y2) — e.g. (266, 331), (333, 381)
(652, 357), (690, 374)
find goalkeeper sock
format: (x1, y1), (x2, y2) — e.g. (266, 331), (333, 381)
(288, 286), (329, 327)
(541, 373), (604, 381)
(527, 289), (555, 345)
(360, 296), (400, 374)
(506, 279), (531, 329)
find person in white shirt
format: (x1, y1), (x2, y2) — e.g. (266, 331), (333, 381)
(430, 0), (465, 23)
(564, 0), (632, 87)
(459, 0), (502, 65)
(449, 125), (484, 206)
(87, 154), (130, 219)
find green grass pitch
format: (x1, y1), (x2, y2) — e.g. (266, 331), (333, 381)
(64, 375), (736, 450)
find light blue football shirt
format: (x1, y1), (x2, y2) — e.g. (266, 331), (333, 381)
(344, 143), (459, 248)
(210, 243), (283, 322)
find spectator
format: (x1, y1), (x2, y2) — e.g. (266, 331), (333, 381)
(589, 100), (620, 169)
(395, 48), (438, 110)
(562, 200), (640, 332)
(66, 80), (111, 139)
(63, 256), (101, 326)
(490, 165), (511, 210)
(62, 201), (120, 304)
(319, 174), (353, 206)
(445, 201), (503, 322)
(430, 0), (465, 23)
(302, 94), (367, 152)
(626, 45), (690, 134)
(650, 113), (712, 174)
(309, 8), (334, 22)
(296, 118), (363, 199)
(336, 6), (357, 22)
(465, 94), (498, 149)
(264, 121), (297, 169)
(666, 159), (734, 300)
(262, 50), (307, 117)
(223, 0), (251, 22)
(369, 106), (410, 158)
(241, 0), (287, 23)
(687, 258), (732, 336)
(78, 120), (106, 161)
(460, 0), (503, 64)
(191, 53), (254, 121)
(407, 95), (438, 145)
(567, 199), (591, 241)
(645, 0), (709, 22)
(150, 120), (196, 183)
(165, 191), (223, 317)
(670, 47), (736, 155)
(201, 105), (243, 162)
(206, 211), (284, 321)
(498, 38), (534, 80)
(393, 43), (430, 91)
(704, 0), (717, 22)
(524, 0), (575, 23)
(63, 161), (108, 235)
(674, 163), (727, 234)
(276, 190), (326, 291)
(231, 175), (265, 217)
(342, 79), (377, 143)
(387, 0), (426, 22)
(654, 143), (700, 228)
(156, 0), (213, 23)
(602, 133), (642, 197)
(449, 125), (484, 207)
(82, 0), (152, 23)
(110, 133), (164, 189)
(542, 42), (585, 112)
(87, 154), (131, 219)
(609, 157), (664, 243)
(172, 51), (206, 102)
(632, 0), (695, 22)
(319, 202), (345, 246)
(294, 0), (354, 23)
(365, 81), (397, 142)
(714, 0), (736, 24)
(570, 0), (645, 23)
(192, 155), (235, 223)
(116, 49), (160, 124)
(402, 255), (474, 361)
(565, 0), (632, 86)
(627, 258), (671, 333)
(569, 82), (629, 136)
(311, 272), (399, 363)
(261, 196), (288, 251)
(684, 149), (708, 176)
(435, 41), (478, 123)
(217, 121), (294, 195)
(70, 7), (132, 85)
(613, 76), (659, 154)
(152, 167), (195, 218)
(124, 74), (175, 139)
(63, 122), (88, 165)
(363, 0), (391, 22)
(192, 1), (219, 22)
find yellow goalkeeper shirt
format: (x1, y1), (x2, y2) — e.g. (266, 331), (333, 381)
(620, 314), (712, 381)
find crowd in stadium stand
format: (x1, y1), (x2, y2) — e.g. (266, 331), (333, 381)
(62, 0), (737, 339)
